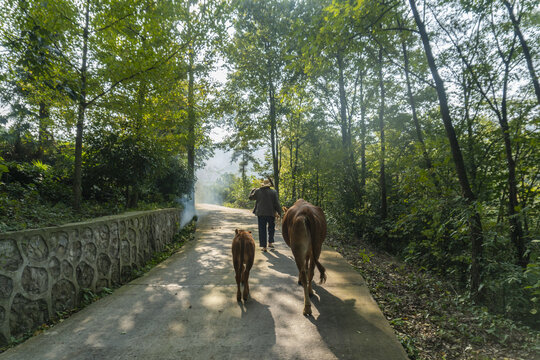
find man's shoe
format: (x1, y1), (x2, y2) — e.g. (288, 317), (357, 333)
(262, 247), (267, 252)
(268, 243), (275, 248)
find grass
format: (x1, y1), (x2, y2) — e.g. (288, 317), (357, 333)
(0, 184), (179, 233)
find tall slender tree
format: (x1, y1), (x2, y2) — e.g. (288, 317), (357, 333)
(409, 0), (485, 299)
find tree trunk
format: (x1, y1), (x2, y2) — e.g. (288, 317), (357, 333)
(127, 79), (147, 208)
(501, 54), (528, 268)
(268, 66), (279, 197)
(452, 20), (527, 268)
(292, 136), (299, 200)
(402, 42), (434, 172)
(378, 47), (388, 221)
(503, 0), (540, 105)
(359, 69), (367, 192)
(73, 0), (90, 211)
(463, 75), (477, 192)
(337, 51), (361, 205)
(337, 52), (350, 147)
(409, 0), (484, 300)
(37, 102), (49, 161)
(241, 152), (247, 188)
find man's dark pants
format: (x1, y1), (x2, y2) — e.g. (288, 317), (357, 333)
(257, 216), (275, 247)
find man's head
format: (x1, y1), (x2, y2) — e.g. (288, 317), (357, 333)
(260, 179), (272, 188)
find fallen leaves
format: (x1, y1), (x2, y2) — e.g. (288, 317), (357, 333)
(326, 237), (539, 360)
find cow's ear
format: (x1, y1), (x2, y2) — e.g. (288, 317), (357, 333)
(282, 206), (288, 213)
(235, 229), (238, 235)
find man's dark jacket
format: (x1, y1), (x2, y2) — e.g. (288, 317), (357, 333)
(249, 187), (282, 217)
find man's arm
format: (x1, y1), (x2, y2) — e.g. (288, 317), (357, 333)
(249, 188), (258, 200)
(273, 191), (282, 216)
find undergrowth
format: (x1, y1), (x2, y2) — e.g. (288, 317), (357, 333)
(0, 192), (178, 233)
(326, 236), (540, 360)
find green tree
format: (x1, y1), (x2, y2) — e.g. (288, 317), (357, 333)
(226, 0), (296, 196)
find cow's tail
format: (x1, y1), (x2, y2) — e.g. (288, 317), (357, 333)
(314, 259), (326, 284)
(305, 215), (327, 284)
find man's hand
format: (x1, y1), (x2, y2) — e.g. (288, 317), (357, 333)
(249, 188), (257, 200)
(274, 212), (281, 230)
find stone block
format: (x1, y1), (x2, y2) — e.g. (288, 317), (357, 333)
(9, 294), (49, 339)
(76, 262), (94, 289)
(0, 239), (23, 271)
(84, 242), (97, 262)
(21, 266), (48, 295)
(21, 235), (49, 262)
(68, 240), (82, 263)
(51, 231), (69, 259)
(97, 253), (111, 276)
(49, 257), (61, 280)
(61, 260), (74, 279)
(0, 275), (13, 299)
(97, 224), (110, 250)
(52, 279), (76, 314)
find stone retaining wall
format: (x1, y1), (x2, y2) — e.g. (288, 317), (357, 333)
(0, 208), (181, 346)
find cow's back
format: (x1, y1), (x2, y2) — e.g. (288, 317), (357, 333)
(282, 199), (326, 247)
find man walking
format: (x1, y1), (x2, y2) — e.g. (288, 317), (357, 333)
(249, 179), (282, 252)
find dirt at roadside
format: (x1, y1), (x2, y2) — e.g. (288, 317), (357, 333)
(326, 237), (540, 360)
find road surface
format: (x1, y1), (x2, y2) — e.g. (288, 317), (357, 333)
(0, 204), (408, 360)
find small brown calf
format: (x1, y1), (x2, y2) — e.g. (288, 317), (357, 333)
(231, 229), (256, 302)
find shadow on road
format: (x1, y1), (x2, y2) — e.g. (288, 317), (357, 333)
(307, 283), (402, 360)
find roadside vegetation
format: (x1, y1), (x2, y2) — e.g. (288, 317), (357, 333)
(0, 154), (188, 232)
(326, 233), (539, 360)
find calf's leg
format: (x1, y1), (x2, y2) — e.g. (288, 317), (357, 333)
(242, 252), (254, 301)
(234, 261), (242, 302)
(242, 267), (250, 301)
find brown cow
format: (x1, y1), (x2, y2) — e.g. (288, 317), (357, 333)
(281, 199), (327, 316)
(232, 229), (256, 302)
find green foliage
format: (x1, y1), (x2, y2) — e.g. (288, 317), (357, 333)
(223, 174), (259, 209)
(0, 156), (8, 180)
(525, 253), (540, 315)
(1, 0), (539, 351)
(337, 237), (539, 359)
(358, 248), (373, 264)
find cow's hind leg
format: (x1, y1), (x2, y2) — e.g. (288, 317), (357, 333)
(300, 267), (311, 316)
(293, 250), (311, 316)
(308, 256), (315, 297)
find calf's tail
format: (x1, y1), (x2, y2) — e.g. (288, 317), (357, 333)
(240, 235), (245, 281)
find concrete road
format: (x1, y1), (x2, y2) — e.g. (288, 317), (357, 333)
(1, 204), (408, 360)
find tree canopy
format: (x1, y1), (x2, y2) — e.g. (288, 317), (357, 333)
(1, 0), (539, 331)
